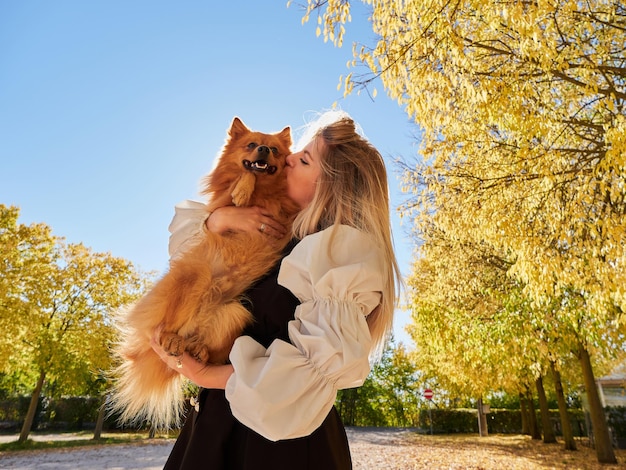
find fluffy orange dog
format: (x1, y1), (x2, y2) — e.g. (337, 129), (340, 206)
(110, 118), (299, 428)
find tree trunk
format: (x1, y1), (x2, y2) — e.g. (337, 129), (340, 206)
(93, 394), (107, 440)
(18, 369), (45, 443)
(550, 361), (577, 451)
(536, 375), (557, 443)
(477, 397), (488, 436)
(578, 344), (617, 464)
(520, 392), (530, 435)
(526, 388), (542, 440)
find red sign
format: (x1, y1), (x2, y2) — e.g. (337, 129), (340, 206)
(423, 389), (434, 400)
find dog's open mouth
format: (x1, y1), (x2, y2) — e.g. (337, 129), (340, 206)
(243, 159), (277, 175)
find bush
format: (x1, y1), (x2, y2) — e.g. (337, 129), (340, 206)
(488, 410), (522, 433)
(420, 408), (477, 434)
(416, 408), (587, 436)
(1, 394), (596, 436)
(606, 406), (626, 438)
(0, 396), (117, 433)
(42, 397), (102, 430)
(0, 396), (33, 431)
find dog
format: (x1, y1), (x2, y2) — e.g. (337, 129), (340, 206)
(109, 117), (299, 429)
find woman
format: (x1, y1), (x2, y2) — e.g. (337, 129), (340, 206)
(152, 111), (402, 469)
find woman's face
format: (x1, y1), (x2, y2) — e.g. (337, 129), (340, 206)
(285, 137), (322, 209)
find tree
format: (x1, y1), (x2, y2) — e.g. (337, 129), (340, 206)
(404, 223), (537, 404)
(0, 205), (147, 442)
(523, 386), (543, 440)
(297, 0), (624, 463)
(550, 360), (577, 450)
(301, 0), (626, 324)
(536, 375), (557, 444)
(335, 339), (422, 426)
(0, 206), (55, 375)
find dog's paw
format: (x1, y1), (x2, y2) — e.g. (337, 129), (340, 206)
(186, 341), (211, 365)
(231, 187), (252, 206)
(160, 332), (185, 357)
(231, 172), (256, 206)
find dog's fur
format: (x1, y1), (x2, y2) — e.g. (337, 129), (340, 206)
(109, 118), (299, 428)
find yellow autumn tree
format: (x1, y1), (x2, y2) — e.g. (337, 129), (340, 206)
(303, 0), (625, 309)
(407, 226), (530, 399)
(296, 0), (624, 463)
(406, 197), (625, 448)
(0, 205), (148, 442)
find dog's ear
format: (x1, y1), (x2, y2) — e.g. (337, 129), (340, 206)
(278, 126), (292, 147)
(229, 117), (250, 139)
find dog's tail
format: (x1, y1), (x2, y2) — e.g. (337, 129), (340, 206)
(107, 307), (185, 430)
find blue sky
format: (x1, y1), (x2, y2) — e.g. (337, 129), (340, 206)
(0, 1), (420, 346)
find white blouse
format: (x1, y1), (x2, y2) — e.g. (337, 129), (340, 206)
(167, 199), (208, 260)
(168, 201), (384, 442)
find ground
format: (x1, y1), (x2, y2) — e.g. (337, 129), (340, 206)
(0, 428), (624, 469)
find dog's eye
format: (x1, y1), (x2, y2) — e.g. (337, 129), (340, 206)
(247, 142), (257, 150)
(270, 147), (278, 155)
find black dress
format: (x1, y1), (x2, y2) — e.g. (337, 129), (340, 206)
(163, 241), (352, 470)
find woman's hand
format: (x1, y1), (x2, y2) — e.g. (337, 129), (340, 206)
(150, 330), (234, 390)
(205, 206), (287, 240)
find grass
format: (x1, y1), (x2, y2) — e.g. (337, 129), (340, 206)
(0, 430), (176, 454)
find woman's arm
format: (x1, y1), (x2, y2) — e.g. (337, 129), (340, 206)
(206, 205), (287, 239)
(169, 200), (287, 258)
(155, 201), (287, 387)
(150, 334), (233, 389)
(225, 225), (385, 441)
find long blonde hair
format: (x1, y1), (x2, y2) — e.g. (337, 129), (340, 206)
(292, 111), (402, 356)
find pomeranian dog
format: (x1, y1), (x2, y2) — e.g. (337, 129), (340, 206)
(109, 117), (299, 429)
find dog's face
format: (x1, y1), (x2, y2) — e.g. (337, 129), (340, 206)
(204, 117), (298, 212)
(224, 117), (292, 178)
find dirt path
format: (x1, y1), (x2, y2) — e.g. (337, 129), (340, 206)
(0, 439), (172, 470)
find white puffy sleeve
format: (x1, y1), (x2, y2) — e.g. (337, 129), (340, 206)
(225, 225), (384, 441)
(167, 200), (207, 260)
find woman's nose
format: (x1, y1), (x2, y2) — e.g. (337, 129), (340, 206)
(285, 153), (295, 167)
